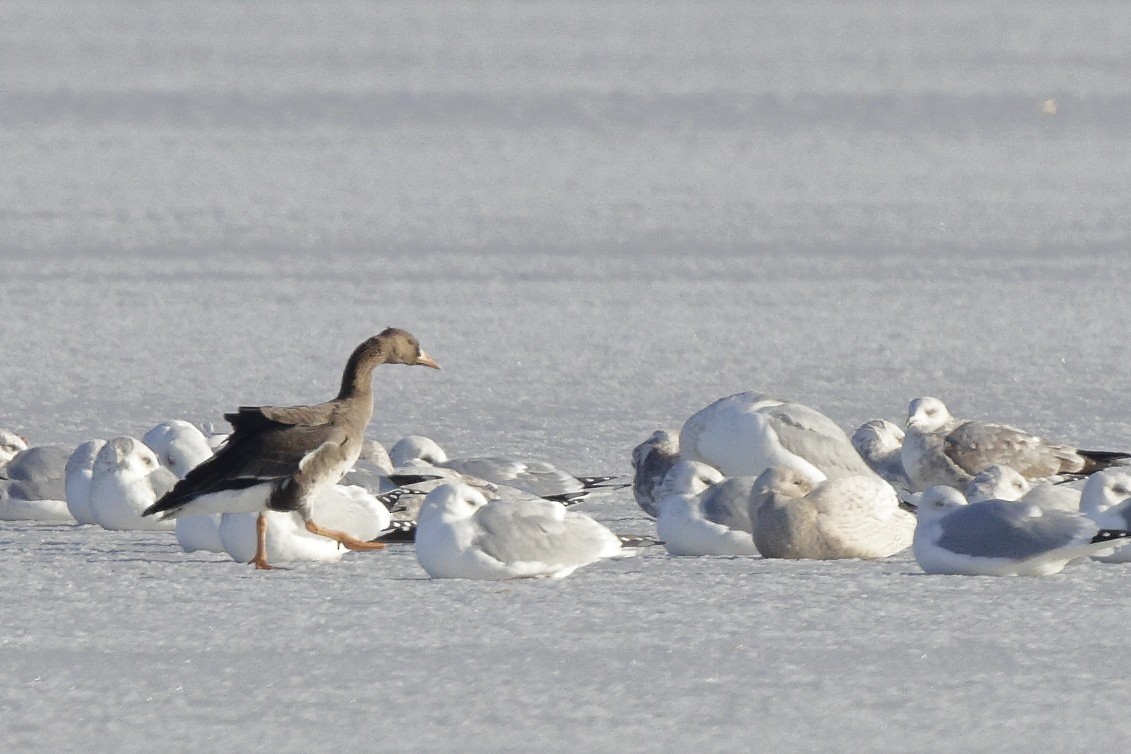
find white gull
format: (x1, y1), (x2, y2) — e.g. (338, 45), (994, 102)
(89, 437), (178, 531)
(414, 481), (635, 580)
(911, 485), (1131, 576)
(679, 392), (878, 484)
(1079, 470), (1131, 563)
(654, 460), (758, 557)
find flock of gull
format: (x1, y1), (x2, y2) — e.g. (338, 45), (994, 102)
(5, 327), (1131, 579)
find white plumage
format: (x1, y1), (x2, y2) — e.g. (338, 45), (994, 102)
(680, 392), (879, 484)
(654, 460), (758, 557)
(912, 485), (1131, 576)
(414, 482), (633, 580)
(218, 484), (391, 565)
(143, 420), (225, 553)
(88, 437), (177, 531)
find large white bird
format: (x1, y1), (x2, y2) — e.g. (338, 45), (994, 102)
(654, 460), (758, 557)
(1079, 470), (1131, 563)
(390, 435), (620, 503)
(89, 437), (178, 531)
(902, 396), (1130, 491)
(143, 420), (224, 553)
(630, 429), (681, 518)
(679, 392), (879, 484)
(65, 440), (106, 524)
(415, 482), (635, 579)
(911, 485), (1131, 576)
(219, 484), (392, 565)
(751, 466), (913, 560)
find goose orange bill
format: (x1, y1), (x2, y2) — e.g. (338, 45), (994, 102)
(415, 352), (441, 369)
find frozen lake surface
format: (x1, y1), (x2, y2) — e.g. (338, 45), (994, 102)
(2, 2), (1130, 751)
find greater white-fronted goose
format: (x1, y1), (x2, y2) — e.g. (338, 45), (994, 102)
(142, 328), (440, 569)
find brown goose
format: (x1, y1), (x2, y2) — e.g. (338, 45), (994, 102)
(143, 328), (440, 569)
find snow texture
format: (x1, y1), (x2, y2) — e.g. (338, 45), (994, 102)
(2, 1), (1131, 752)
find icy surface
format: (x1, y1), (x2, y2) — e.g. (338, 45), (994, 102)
(2, 1), (1131, 751)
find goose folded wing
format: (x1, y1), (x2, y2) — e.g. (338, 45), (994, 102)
(149, 417), (344, 513)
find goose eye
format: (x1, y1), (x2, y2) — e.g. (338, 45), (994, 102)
(1113, 485), (1128, 495)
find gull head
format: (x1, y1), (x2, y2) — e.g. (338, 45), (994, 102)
(0, 429), (28, 463)
(852, 419), (905, 457)
(1080, 470), (1131, 517)
(966, 465), (1031, 503)
(654, 459), (724, 500)
(420, 481), (488, 522)
(93, 436), (162, 480)
(912, 485), (967, 521)
(753, 466), (816, 501)
(631, 429), (679, 471)
(142, 420), (214, 478)
(390, 435), (448, 467)
(906, 396), (952, 432)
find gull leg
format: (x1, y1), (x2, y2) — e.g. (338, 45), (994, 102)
(249, 512), (278, 570)
(304, 519), (386, 551)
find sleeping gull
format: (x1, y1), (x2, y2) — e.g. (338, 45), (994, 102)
(219, 484), (391, 565)
(371, 473), (592, 543)
(680, 392), (879, 484)
(1079, 470), (1131, 563)
(852, 419), (911, 489)
(630, 429), (681, 517)
(751, 466), (914, 560)
(1, 444), (71, 501)
(143, 328), (440, 569)
(965, 464), (1081, 512)
(143, 420), (225, 553)
(390, 435), (621, 503)
(902, 396), (1130, 491)
(910, 485), (1131, 575)
(0, 430), (28, 465)
(414, 481), (635, 579)
(654, 460), (758, 556)
(0, 443), (77, 521)
(89, 437), (178, 531)
(65, 440), (106, 524)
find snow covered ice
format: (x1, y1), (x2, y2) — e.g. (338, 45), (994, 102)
(3, 1), (1131, 751)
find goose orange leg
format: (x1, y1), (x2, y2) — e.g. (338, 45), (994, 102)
(249, 512), (278, 570)
(304, 519), (387, 551)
